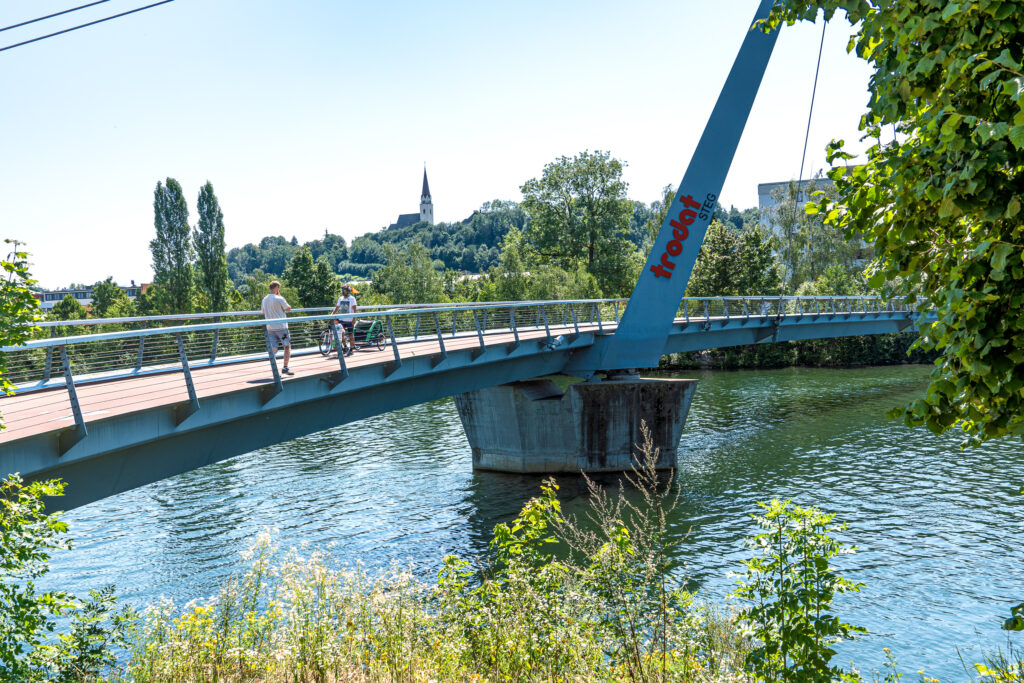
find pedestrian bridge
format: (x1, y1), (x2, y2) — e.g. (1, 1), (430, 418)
(0, 296), (917, 507)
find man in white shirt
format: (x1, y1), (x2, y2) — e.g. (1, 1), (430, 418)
(261, 281), (293, 375)
(332, 284), (357, 357)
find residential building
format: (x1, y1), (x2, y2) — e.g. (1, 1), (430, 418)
(35, 281), (149, 312)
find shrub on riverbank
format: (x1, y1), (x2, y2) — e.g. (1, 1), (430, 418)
(122, 429), (751, 682)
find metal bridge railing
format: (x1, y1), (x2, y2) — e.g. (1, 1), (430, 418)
(1, 299), (629, 394)
(0, 295), (914, 435)
(677, 295), (913, 321)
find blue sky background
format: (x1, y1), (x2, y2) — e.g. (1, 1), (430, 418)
(0, 0), (873, 287)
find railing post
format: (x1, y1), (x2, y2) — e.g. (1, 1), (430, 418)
(702, 300), (710, 320)
(683, 300), (689, 322)
(386, 316), (402, 372)
(595, 302), (604, 333)
(264, 327), (284, 400)
(175, 333), (200, 423)
(472, 310), (486, 359)
(210, 325), (220, 364)
(540, 304), (552, 342)
(432, 312), (447, 365)
(135, 322), (148, 372)
(42, 327), (57, 382)
(331, 323), (349, 378)
(569, 304), (580, 339)
(452, 311), (458, 337)
(508, 307), (521, 352)
(413, 312), (420, 341)
(614, 301), (620, 323)
(59, 345), (87, 451)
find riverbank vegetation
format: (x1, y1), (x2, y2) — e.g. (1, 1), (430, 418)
(3, 444), (1022, 682)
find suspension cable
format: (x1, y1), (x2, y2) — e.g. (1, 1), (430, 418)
(798, 20), (827, 184)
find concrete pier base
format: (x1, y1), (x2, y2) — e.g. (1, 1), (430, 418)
(454, 376), (698, 473)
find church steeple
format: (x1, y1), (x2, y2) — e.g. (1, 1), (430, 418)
(419, 165), (434, 225)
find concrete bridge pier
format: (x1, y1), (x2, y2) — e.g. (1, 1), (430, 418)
(454, 375), (698, 473)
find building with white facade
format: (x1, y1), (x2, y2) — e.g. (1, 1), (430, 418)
(35, 281), (147, 312)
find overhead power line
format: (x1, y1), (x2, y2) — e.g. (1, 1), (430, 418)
(0, 0), (175, 54)
(0, 0), (111, 33)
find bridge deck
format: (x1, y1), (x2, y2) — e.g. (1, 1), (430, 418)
(0, 323), (587, 444)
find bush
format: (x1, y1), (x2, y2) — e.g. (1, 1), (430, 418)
(731, 499), (865, 682)
(0, 474), (128, 682)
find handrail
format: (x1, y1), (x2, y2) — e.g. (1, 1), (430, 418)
(5, 296), (914, 353)
(30, 299), (631, 328)
(0, 295), (920, 410)
(6, 299), (631, 352)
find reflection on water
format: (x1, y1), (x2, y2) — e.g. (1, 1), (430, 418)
(47, 365), (1023, 679)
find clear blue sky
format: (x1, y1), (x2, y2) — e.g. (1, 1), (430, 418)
(0, 0), (872, 287)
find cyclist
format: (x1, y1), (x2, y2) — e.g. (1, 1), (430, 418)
(332, 284), (358, 356)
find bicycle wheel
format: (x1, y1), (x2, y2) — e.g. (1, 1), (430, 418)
(375, 333), (386, 351)
(318, 328), (333, 356)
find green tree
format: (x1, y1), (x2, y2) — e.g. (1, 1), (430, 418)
(283, 247), (340, 307)
(686, 221), (782, 298)
(49, 295), (87, 322)
(90, 277), (130, 319)
(234, 270), (301, 312)
(520, 150), (638, 295)
(370, 243), (445, 304)
(0, 242), (40, 416)
(763, 179), (858, 293)
(194, 181), (230, 312)
(767, 1), (1024, 444)
(150, 178), (194, 313)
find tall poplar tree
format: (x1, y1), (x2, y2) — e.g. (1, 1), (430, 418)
(150, 178), (194, 313)
(194, 181), (230, 312)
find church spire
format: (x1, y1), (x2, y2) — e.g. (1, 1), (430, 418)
(419, 164), (434, 225)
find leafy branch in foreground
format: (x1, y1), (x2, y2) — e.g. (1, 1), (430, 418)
(766, 0), (1024, 445)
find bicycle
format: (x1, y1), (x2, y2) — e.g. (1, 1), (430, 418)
(318, 323), (351, 356)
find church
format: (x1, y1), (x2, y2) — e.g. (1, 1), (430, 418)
(386, 167), (433, 230)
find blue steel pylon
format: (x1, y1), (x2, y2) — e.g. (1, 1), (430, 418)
(568, 0), (782, 374)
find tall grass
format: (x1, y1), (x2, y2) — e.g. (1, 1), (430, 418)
(121, 425), (750, 682)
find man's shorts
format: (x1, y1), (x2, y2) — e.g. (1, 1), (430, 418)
(265, 328), (291, 349)
(339, 320), (354, 333)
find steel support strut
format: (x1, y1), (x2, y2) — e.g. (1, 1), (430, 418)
(568, 0), (781, 373)
(58, 345), (87, 454)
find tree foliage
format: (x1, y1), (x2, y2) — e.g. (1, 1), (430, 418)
(0, 243), (40, 415)
(150, 178), (194, 314)
(763, 179), (860, 292)
(520, 150), (639, 295)
(370, 243), (446, 304)
(0, 475), (74, 680)
(767, 0), (1024, 444)
(194, 181), (231, 312)
(89, 277), (132, 319)
(686, 221), (782, 298)
(283, 247), (340, 308)
(48, 295), (87, 323)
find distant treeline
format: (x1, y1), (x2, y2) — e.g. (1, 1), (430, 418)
(225, 198), (760, 283)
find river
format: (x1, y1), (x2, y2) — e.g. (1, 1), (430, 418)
(47, 365), (1023, 680)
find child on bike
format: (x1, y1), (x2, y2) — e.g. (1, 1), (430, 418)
(332, 285), (358, 356)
